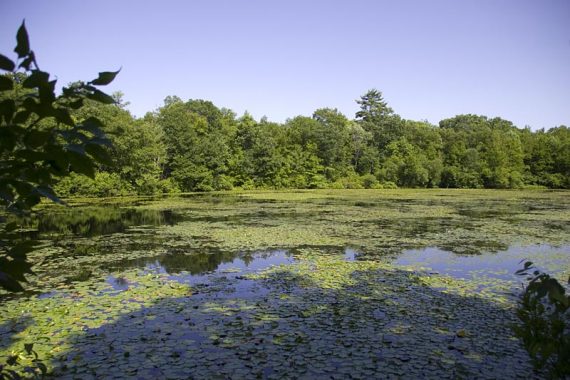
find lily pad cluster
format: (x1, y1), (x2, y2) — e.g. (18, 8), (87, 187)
(1, 189), (569, 378)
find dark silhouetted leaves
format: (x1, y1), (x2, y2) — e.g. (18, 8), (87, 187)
(22, 70), (49, 88)
(86, 143), (113, 166)
(0, 99), (16, 122)
(1, 21), (118, 292)
(0, 75), (13, 91)
(67, 150), (96, 178)
(19, 51), (36, 71)
(87, 89), (116, 104)
(24, 129), (51, 148)
(90, 69), (120, 86)
(80, 117), (106, 137)
(515, 261), (570, 377)
(0, 54), (15, 71)
(14, 21), (30, 58)
(36, 186), (63, 204)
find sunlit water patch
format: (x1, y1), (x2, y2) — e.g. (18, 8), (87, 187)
(394, 244), (569, 287)
(343, 248), (358, 261)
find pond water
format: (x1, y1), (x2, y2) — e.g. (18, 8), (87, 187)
(5, 192), (570, 297)
(395, 244), (569, 283)
(2, 190), (569, 379)
(153, 250), (294, 284)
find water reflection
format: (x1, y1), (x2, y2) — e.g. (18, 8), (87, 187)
(168, 250), (294, 285)
(106, 250), (294, 283)
(106, 276), (131, 291)
(395, 244), (569, 283)
(30, 208), (183, 237)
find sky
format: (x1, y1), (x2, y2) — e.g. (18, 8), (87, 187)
(1, 0), (569, 129)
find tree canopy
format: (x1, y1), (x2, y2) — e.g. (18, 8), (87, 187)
(49, 91), (570, 195)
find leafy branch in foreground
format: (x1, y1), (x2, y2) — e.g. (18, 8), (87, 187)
(0, 20), (118, 292)
(0, 343), (47, 380)
(514, 260), (570, 378)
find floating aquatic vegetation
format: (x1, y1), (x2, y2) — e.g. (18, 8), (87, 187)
(1, 189), (568, 378)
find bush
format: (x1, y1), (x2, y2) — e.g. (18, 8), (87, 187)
(329, 180), (345, 189)
(92, 172), (133, 197)
(308, 174), (328, 189)
(360, 174), (378, 189)
(158, 178), (181, 194)
(514, 261), (570, 378)
(240, 179), (256, 190)
(213, 175), (234, 191)
(379, 181), (398, 189)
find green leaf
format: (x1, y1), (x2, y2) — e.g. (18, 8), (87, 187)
(90, 69), (120, 86)
(38, 80), (57, 105)
(66, 144), (86, 155)
(67, 150), (96, 178)
(13, 109), (32, 124)
(24, 129), (51, 148)
(0, 75), (13, 91)
(36, 186), (63, 204)
(37, 362), (48, 375)
(23, 70), (50, 89)
(14, 150), (47, 163)
(80, 117), (106, 137)
(86, 143), (113, 166)
(14, 20), (30, 58)
(23, 193), (41, 208)
(90, 136), (112, 147)
(23, 97), (39, 113)
(87, 89), (116, 104)
(51, 107), (74, 126)
(0, 126), (17, 151)
(0, 99), (16, 122)
(6, 354), (19, 365)
(45, 145), (69, 172)
(0, 54), (15, 71)
(19, 51), (36, 71)
(69, 98), (84, 109)
(24, 343), (34, 355)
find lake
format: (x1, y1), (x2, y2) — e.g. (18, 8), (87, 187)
(1, 189), (569, 378)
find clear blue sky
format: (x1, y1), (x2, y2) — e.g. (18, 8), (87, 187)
(1, 0), (569, 129)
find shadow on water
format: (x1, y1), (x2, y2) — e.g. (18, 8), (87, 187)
(0, 316), (33, 353)
(45, 265), (536, 379)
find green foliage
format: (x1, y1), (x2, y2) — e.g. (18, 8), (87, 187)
(0, 22), (118, 291)
(55, 171), (133, 197)
(514, 261), (570, 378)
(82, 86), (566, 194)
(145, 92), (567, 192)
(379, 181), (398, 189)
(3, 56), (564, 202)
(360, 173), (379, 189)
(157, 99), (235, 191)
(0, 342), (47, 379)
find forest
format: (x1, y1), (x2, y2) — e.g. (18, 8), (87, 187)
(37, 88), (568, 197)
(3, 65), (569, 197)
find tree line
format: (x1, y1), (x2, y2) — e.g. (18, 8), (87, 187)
(51, 88), (568, 196)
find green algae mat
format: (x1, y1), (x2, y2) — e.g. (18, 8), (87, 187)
(1, 189), (569, 379)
